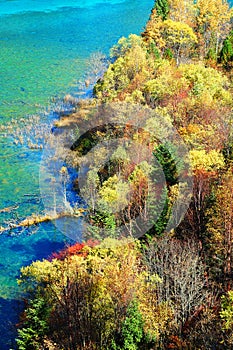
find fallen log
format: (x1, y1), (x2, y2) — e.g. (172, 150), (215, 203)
(0, 208), (85, 234)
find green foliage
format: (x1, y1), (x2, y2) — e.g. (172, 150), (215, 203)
(16, 296), (50, 350)
(154, 144), (178, 186)
(89, 209), (117, 239)
(221, 291), (233, 330)
(121, 302), (144, 349)
(164, 47), (173, 59)
(110, 301), (146, 350)
(219, 38), (233, 66)
(206, 48), (217, 61)
(147, 42), (160, 59)
(153, 193), (170, 236)
(142, 143), (178, 237)
(154, 0), (170, 21)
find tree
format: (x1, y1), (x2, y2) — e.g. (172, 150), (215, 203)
(143, 236), (207, 338)
(194, 0), (231, 59)
(154, 144), (178, 186)
(143, 60), (189, 109)
(221, 291), (233, 330)
(219, 37), (233, 68)
(189, 149), (225, 172)
(82, 168), (100, 213)
(206, 169), (233, 287)
(18, 237), (184, 349)
(179, 63), (231, 107)
(17, 239), (148, 349)
(144, 19), (197, 64)
(186, 149), (225, 239)
(99, 174), (130, 213)
(168, 0), (196, 25)
(110, 34), (144, 59)
(220, 290), (233, 346)
(110, 301), (145, 350)
(95, 36), (151, 101)
(16, 296), (51, 350)
(154, 0), (170, 21)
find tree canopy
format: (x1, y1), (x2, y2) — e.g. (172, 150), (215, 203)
(15, 0), (233, 349)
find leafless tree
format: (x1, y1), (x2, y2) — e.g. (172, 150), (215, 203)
(143, 236), (207, 335)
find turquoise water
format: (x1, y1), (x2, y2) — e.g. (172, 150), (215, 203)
(0, 0), (154, 347)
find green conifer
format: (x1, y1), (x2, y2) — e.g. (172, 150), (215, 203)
(154, 0), (170, 21)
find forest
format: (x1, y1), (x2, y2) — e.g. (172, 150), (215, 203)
(16, 0), (233, 349)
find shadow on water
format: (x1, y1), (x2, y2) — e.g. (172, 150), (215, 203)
(30, 237), (67, 261)
(0, 297), (23, 350)
(0, 223), (72, 349)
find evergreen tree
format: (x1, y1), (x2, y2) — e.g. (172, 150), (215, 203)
(154, 0), (170, 21)
(110, 301), (150, 350)
(154, 144), (178, 187)
(219, 38), (233, 67)
(16, 296), (50, 350)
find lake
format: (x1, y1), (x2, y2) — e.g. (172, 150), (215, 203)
(0, 0), (154, 347)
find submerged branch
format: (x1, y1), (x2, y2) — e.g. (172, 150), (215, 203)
(0, 209), (85, 234)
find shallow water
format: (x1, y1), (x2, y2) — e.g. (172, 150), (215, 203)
(0, 0), (154, 347)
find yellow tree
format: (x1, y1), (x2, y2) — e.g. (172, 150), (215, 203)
(206, 169), (233, 287)
(17, 238), (175, 349)
(98, 174), (130, 214)
(187, 149), (225, 239)
(168, 0), (196, 26)
(17, 239), (143, 349)
(194, 0), (232, 59)
(163, 20), (198, 64)
(95, 36), (152, 101)
(144, 18), (197, 64)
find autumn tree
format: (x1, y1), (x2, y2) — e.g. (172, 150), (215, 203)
(206, 169), (233, 287)
(17, 240), (138, 349)
(94, 35), (153, 101)
(143, 17), (197, 64)
(194, 0), (231, 59)
(183, 149), (225, 241)
(173, 0), (196, 22)
(17, 239), (169, 349)
(163, 19), (197, 64)
(144, 61), (232, 137)
(220, 290), (233, 346)
(18, 237), (190, 349)
(14, 0), (233, 348)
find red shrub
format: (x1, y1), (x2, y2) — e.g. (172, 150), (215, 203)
(49, 239), (99, 261)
